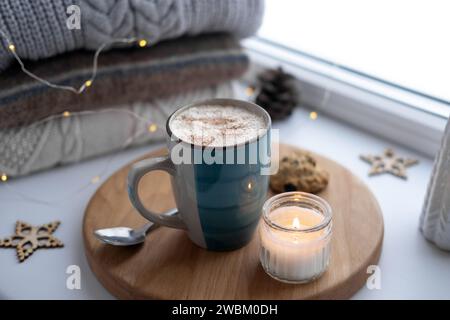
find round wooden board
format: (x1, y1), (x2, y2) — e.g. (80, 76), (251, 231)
(83, 144), (383, 299)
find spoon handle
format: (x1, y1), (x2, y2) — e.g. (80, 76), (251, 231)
(135, 210), (178, 235)
(135, 222), (158, 235)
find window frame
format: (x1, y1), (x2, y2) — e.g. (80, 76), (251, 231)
(243, 37), (449, 158)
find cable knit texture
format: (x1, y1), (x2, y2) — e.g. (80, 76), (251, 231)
(420, 118), (450, 251)
(0, 0), (264, 71)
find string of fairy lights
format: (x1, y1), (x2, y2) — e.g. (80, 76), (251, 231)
(1, 110), (155, 206)
(0, 28), (326, 206)
(0, 28), (149, 94)
(0, 107), (163, 205)
(0, 29), (163, 205)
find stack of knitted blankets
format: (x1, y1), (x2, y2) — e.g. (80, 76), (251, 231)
(0, 0), (264, 177)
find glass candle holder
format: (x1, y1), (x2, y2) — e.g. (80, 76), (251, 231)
(259, 192), (333, 284)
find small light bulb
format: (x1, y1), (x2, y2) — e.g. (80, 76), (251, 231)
(309, 111), (318, 120)
(91, 176), (100, 184)
(1, 173), (8, 182)
(148, 124), (157, 132)
(62, 111), (71, 117)
(247, 182), (252, 190)
(85, 80), (92, 87)
(8, 44), (15, 52)
(245, 86), (255, 97)
(139, 39), (147, 48)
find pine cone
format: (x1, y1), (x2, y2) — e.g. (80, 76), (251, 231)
(255, 67), (299, 120)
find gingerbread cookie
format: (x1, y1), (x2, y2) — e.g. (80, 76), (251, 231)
(270, 151), (329, 194)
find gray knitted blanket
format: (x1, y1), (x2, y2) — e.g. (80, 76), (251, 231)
(0, 0), (264, 71)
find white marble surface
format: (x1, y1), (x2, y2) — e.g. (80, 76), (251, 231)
(1, 108), (449, 299)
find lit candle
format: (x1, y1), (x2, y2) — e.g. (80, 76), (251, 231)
(259, 192), (332, 284)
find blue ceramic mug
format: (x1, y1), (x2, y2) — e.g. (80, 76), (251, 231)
(128, 99), (271, 251)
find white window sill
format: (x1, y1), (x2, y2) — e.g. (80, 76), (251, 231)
(0, 100), (447, 299)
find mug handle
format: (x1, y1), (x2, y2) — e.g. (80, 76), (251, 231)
(127, 156), (186, 229)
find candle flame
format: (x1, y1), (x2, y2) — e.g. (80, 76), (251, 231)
(292, 217), (301, 229)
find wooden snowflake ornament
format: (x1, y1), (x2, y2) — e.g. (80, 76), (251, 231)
(0, 221), (63, 262)
(360, 148), (419, 179)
